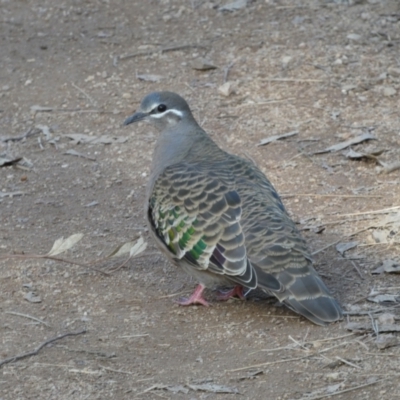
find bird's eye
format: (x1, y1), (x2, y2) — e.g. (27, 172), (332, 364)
(157, 104), (167, 112)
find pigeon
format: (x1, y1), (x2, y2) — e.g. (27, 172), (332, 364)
(124, 91), (343, 325)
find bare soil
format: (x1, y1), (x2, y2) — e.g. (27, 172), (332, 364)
(1, 0), (400, 399)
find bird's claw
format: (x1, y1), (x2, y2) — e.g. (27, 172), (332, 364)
(216, 285), (246, 301)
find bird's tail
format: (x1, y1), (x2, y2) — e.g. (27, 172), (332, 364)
(255, 264), (343, 326)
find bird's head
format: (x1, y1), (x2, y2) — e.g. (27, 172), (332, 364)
(123, 91), (194, 131)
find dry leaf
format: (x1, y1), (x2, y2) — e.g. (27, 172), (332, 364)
(376, 334), (399, 350)
(47, 233), (84, 256)
(378, 313), (396, 325)
(85, 201), (99, 207)
(238, 370), (264, 380)
(316, 132), (376, 154)
(0, 156), (22, 167)
(192, 58), (217, 71)
(367, 294), (399, 303)
(336, 241), (358, 255)
(371, 260), (400, 274)
(345, 148), (384, 160)
(370, 213), (400, 244)
(64, 149), (96, 161)
(144, 384), (189, 394)
(326, 383), (343, 394)
(36, 124), (52, 140)
(97, 31), (113, 38)
(30, 105), (53, 112)
(219, 0), (248, 12)
(218, 81), (233, 97)
(24, 292), (42, 303)
(381, 86), (396, 97)
(129, 237), (147, 257)
(186, 383), (239, 394)
(0, 191), (24, 198)
(108, 237), (147, 258)
(257, 131), (298, 146)
(379, 161), (400, 174)
(347, 33), (362, 42)
(372, 230), (389, 243)
(136, 74), (163, 82)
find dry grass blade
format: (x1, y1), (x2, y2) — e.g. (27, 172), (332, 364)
(299, 378), (386, 400)
(101, 366), (135, 375)
(1, 127), (40, 142)
(5, 311), (51, 328)
(225, 356), (309, 373)
(332, 206), (400, 218)
(311, 333), (355, 343)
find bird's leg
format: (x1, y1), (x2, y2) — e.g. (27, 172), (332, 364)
(176, 284), (211, 307)
(217, 285), (246, 301)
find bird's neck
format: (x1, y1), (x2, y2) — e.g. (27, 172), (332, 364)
(150, 120), (208, 176)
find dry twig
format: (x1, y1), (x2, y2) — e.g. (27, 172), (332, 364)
(119, 43), (207, 61)
(0, 329), (86, 367)
(281, 193), (382, 199)
(71, 83), (96, 105)
(223, 59), (236, 83)
(1, 127), (39, 143)
(335, 356), (362, 369)
(0, 253), (111, 276)
(312, 226), (374, 255)
(261, 78), (325, 82)
(157, 290), (188, 299)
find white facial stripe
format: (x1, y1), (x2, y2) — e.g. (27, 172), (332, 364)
(151, 109), (183, 119)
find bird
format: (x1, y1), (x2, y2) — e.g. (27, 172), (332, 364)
(123, 91), (343, 325)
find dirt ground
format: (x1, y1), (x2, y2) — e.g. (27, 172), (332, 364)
(1, 0), (400, 399)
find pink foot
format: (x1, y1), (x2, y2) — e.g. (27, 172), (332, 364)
(175, 284), (211, 307)
(217, 285), (246, 301)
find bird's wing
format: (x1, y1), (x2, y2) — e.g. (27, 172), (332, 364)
(148, 162), (264, 289)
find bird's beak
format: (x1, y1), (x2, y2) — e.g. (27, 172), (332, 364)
(123, 111), (148, 126)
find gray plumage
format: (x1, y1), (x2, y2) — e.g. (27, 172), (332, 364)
(124, 91), (343, 325)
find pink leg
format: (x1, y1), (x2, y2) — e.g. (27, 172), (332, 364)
(217, 285), (246, 301)
(176, 284), (211, 307)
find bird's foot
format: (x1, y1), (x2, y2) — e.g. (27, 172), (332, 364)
(217, 285), (246, 301)
(175, 284), (211, 307)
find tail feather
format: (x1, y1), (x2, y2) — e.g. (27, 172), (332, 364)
(255, 263), (343, 325)
(285, 295), (343, 326)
